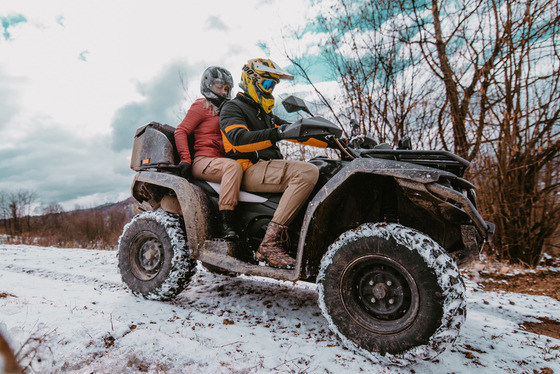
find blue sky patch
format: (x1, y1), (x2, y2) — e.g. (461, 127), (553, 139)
(206, 15), (228, 31)
(286, 55), (333, 84)
(257, 41), (271, 55)
(1, 14), (27, 40)
(78, 50), (89, 62)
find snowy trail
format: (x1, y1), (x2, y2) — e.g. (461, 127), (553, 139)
(1, 244), (559, 373)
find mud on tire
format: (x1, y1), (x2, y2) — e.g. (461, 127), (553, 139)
(317, 222), (466, 365)
(118, 210), (196, 301)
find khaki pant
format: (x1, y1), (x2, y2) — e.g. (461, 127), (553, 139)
(242, 160), (319, 225)
(192, 156), (243, 211)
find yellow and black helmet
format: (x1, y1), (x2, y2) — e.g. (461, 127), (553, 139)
(239, 58), (294, 113)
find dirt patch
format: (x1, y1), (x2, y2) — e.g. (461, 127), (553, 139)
(521, 317), (560, 340)
(471, 266), (560, 341)
(478, 269), (560, 301)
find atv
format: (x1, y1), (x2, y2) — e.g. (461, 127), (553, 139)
(118, 95), (494, 364)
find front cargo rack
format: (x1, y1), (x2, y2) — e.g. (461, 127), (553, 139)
(359, 149), (470, 177)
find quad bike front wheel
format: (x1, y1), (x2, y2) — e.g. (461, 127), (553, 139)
(118, 210), (196, 301)
(318, 222), (466, 365)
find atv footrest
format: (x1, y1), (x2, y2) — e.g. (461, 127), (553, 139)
(198, 240), (298, 281)
(204, 239), (235, 256)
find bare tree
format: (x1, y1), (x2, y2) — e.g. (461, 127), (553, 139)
(395, 0), (506, 160)
(470, 0), (560, 265)
(0, 190), (37, 235)
(41, 202), (64, 215)
(0, 191), (9, 233)
(284, 0), (560, 265)
(285, 0), (433, 145)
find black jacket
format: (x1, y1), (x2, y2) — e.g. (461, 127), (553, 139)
(220, 93), (288, 169)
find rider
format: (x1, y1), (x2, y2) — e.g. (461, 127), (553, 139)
(174, 66), (243, 240)
(219, 58), (320, 269)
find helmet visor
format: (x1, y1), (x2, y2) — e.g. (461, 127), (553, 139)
(259, 79), (277, 93)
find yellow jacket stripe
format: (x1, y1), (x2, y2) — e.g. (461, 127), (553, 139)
(224, 124), (249, 133)
(286, 138), (328, 148)
(222, 125), (275, 153)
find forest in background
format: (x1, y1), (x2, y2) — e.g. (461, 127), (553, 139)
(0, 190), (135, 250)
(282, 0), (560, 266)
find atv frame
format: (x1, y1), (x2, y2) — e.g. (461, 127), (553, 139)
(119, 96), (494, 364)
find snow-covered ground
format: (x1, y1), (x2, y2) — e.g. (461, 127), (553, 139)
(0, 244), (559, 373)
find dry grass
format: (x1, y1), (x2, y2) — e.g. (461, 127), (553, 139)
(0, 331), (23, 374)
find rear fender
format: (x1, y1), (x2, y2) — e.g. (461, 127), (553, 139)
(131, 171), (212, 255)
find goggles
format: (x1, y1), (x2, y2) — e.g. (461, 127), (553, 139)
(258, 78), (277, 93)
(242, 64), (278, 94)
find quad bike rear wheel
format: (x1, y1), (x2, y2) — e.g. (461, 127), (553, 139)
(318, 222), (466, 365)
(118, 210), (196, 301)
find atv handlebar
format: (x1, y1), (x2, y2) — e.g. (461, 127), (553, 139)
(279, 117), (343, 140)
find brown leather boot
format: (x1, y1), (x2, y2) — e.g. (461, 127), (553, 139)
(254, 222), (296, 269)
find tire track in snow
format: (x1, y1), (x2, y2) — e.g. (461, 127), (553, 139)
(0, 263), (127, 291)
(0, 244), (125, 291)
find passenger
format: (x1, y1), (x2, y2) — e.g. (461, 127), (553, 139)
(220, 58), (320, 269)
(174, 66), (243, 240)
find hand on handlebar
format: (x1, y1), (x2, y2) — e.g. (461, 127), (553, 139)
(276, 123), (292, 140)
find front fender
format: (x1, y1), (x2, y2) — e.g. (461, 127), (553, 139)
(299, 158), (455, 242)
(296, 158), (490, 276)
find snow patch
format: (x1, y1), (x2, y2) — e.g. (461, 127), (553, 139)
(1, 243), (559, 372)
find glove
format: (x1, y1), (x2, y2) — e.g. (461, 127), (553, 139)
(177, 162), (192, 178)
(276, 123), (291, 140)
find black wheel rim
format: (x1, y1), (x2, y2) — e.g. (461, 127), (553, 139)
(130, 233), (164, 280)
(339, 254), (420, 334)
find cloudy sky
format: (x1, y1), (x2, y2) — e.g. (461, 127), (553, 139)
(0, 0), (326, 210)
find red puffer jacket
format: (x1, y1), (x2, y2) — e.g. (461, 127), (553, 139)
(174, 98), (225, 163)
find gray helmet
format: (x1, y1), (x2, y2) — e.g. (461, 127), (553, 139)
(200, 66), (233, 106)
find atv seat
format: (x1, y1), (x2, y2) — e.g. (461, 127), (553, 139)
(189, 179), (281, 205)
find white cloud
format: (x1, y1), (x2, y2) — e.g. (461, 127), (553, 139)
(0, 0), (316, 208)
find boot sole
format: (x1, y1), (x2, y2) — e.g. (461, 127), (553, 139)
(253, 253), (295, 270)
